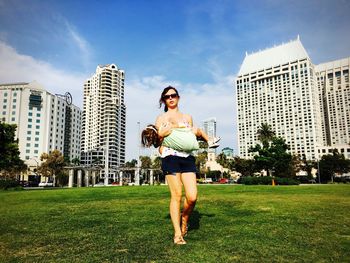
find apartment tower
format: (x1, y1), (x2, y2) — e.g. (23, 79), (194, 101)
(236, 37), (323, 160)
(81, 64), (126, 177)
(0, 81), (81, 173)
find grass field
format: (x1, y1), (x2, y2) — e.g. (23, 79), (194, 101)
(0, 184), (349, 262)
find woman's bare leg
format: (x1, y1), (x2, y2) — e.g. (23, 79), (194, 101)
(180, 172), (198, 233)
(166, 173), (183, 238)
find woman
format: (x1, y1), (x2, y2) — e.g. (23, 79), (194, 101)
(155, 86), (201, 245)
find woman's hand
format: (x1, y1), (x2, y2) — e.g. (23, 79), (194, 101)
(158, 122), (173, 138)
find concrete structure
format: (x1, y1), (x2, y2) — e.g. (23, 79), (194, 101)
(81, 64), (126, 183)
(315, 58), (350, 157)
(236, 37), (349, 160)
(0, 81), (81, 179)
(222, 147), (234, 158)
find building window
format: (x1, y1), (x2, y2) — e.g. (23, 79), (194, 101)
(35, 131), (39, 135)
(27, 131), (31, 135)
(3, 105), (6, 109)
(36, 125), (40, 129)
(34, 144), (39, 147)
(28, 124), (32, 128)
(25, 156), (29, 160)
(26, 149), (30, 153)
(28, 112), (33, 116)
(35, 137), (39, 141)
(28, 118), (32, 122)
(12, 105), (16, 109)
(11, 117), (15, 121)
(36, 119), (40, 123)
(26, 143), (30, 147)
(13, 99), (16, 103)
(36, 113), (41, 117)
(4, 93), (7, 97)
(34, 150), (38, 154)
(27, 137), (31, 141)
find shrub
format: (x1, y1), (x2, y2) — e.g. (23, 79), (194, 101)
(0, 179), (20, 190)
(239, 176), (299, 185)
(275, 177), (299, 185)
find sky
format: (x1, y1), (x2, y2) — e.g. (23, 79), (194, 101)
(0, 0), (349, 161)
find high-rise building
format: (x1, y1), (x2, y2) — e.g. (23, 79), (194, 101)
(0, 81), (81, 170)
(81, 64), (126, 176)
(203, 117), (217, 161)
(236, 37), (323, 160)
(315, 58), (350, 158)
(236, 37), (350, 160)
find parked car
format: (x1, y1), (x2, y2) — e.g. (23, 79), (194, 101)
(203, 178), (213, 184)
(39, 182), (53, 187)
(219, 178), (229, 184)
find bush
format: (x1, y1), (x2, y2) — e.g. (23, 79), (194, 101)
(275, 177), (299, 185)
(0, 179), (20, 190)
(239, 176), (299, 185)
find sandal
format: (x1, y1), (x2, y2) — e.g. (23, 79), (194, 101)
(173, 235), (186, 245)
(181, 216), (189, 237)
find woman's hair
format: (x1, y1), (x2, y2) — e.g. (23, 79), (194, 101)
(159, 86), (180, 112)
(141, 124), (161, 148)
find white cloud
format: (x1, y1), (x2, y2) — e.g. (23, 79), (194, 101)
(0, 41), (87, 106)
(63, 19), (92, 70)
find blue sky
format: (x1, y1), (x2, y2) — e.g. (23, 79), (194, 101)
(0, 0), (349, 160)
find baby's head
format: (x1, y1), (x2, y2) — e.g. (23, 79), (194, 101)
(141, 124), (160, 148)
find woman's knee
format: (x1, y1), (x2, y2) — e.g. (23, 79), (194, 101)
(170, 190), (182, 202)
(186, 194), (197, 205)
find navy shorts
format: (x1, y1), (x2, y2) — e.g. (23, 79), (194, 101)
(161, 155), (197, 175)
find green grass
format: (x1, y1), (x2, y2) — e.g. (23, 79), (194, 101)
(0, 185), (349, 262)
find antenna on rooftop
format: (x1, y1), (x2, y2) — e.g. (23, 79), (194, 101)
(297, 34), (300, 40)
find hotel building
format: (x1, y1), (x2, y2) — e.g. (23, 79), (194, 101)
(81, 64), (126, 176)
(236, 37), (349, 160)
(0, 81), (81, 171)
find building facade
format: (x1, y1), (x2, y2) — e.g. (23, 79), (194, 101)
(236, 37), (350, 160)
(81, 64), (126, 176)
(0, 81), (81, 170)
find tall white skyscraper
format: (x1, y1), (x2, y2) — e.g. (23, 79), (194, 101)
(0, 81), (81, 170)
(315, 58), (350, 157)
(236, 38), (323, 160)
(81, 64), (126, 175)
(203, 117), (217, 160)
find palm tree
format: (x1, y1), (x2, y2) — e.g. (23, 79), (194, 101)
(257, 123), (275, 147)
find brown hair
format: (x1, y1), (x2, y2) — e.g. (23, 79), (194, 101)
(141, 124), (161, 148)
(159, 86), (180, 112)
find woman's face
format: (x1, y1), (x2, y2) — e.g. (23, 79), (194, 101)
(163, 89), (179, 109)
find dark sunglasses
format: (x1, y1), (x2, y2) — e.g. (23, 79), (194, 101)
(163, 93), (178, 100)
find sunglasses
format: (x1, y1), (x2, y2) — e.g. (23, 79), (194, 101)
(163, 93), (178, 100)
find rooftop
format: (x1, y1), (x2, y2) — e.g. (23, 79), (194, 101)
(238, 37), (310, 76)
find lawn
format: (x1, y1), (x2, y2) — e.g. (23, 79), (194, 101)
(0, 184), (349, 262)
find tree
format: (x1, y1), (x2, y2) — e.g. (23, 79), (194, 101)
(319, 150), (350, 183)
(257, 123), (275, 147)
(233, 157), (256, 177)
(195, 151), (208, 176)
(71, 157), (81, 166)
(0, 122), (27, 179)
(249, 136), (294, 178)
(37, 150), (65, 186)
(151, 156), (161, 170)
(124, 159), (138, 168)
(216, 153), (229, 168)
(140, 156), (152, 169)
